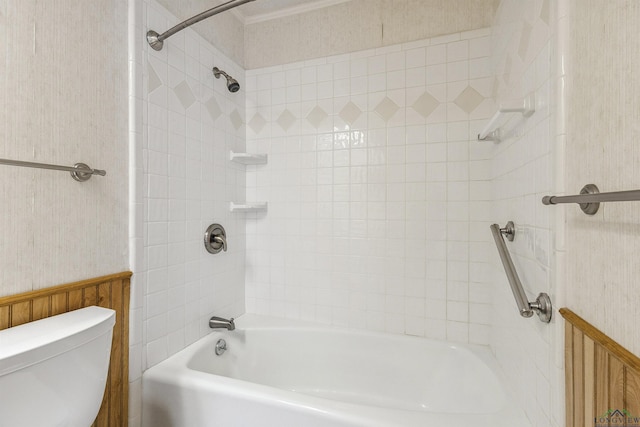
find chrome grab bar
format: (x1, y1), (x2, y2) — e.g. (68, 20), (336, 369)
(490, 222), (552, 323)
(0, 158), (106, 182)
(542, 184), (640, 215)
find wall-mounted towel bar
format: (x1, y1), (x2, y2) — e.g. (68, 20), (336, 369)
(0, 158), (106, 182)
(542, 184), (640, 215)
(490, 221), (552, 323)
(477, 94), (535, 142)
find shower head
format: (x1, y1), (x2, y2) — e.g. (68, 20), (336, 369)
(227, 78), (240, 93)
(213, 67), (240, 93)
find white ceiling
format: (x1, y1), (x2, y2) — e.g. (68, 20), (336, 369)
(231, 0), (351, 24)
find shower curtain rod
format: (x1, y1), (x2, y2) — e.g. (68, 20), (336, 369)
(147, 0), (256, 51)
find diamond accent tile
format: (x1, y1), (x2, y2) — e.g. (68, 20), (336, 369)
(306, 106), (328, 128)
(540, 0), (550, 25)
(374, 97), (399, 122)
(518, 23), (532, 61)
(339, 102), (362, 125)
(205, 97), (222, 121)
(454, 86), (484, 114)
(412, 92), (439, 118)
(148, 61), (162, 94)
(173, 81), (196, 109)
(276, 109), (296, 132)
(230, 109), (243, 131)
(248, 112), (267, 134)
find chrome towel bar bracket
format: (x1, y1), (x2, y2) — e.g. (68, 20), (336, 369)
(542, 184), (640, 215)
(490, 222), (552, 323)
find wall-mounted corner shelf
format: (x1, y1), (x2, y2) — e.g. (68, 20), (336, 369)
(230, 202), (268, 213)
(477, 93), (535, 142)
(230, 151), (268, 165)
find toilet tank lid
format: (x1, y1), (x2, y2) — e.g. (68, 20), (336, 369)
(0, 306), (116, 376)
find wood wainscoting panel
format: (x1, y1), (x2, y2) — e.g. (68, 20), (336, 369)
(561, 308), (640, 427)
(0, 272), (132, 427)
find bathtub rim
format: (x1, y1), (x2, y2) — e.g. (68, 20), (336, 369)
(142, 313), (532, 427)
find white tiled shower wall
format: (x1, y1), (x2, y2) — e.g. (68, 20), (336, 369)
(128, 0), (247, 424)
(489, 0), (564, 426)
(244, 30), (497, 343)
(141, 0), (247, 363)
(126, 2), (568, 426)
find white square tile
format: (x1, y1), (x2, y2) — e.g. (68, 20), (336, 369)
(368, 73), (387, 92)
(424, 319), (446, 340)
(426, 143), (447, 162)
(405, 317), (425, 337)
(426, 44), (447, 65)
(447, 40), (469, 62)
(387, 70), (406, 90)
(446, 321), (468, 342)
(368, 55), (386, 74)
(146, 338), (168, 368)
(317, 64), (333, 81)
(405, 67), (426, 87)
(405, 48), (426, 69)
(447, 301), (468, 322)
(426, 64), (447, 85)
(469, 36), (491, 58)
(386, 51), (405, 72)
(469, 324), (490, 345)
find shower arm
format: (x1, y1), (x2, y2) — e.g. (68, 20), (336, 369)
(147, 0), (256, 51)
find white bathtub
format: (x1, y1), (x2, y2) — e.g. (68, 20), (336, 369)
(142, 314), (531, 427)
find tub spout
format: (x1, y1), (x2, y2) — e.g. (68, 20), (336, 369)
(209, 316), (235, 331)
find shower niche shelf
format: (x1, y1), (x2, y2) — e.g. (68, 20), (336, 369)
(230, 151), (268, 165)
(477, 93), (535, 142)
(230, 202), (268, 213)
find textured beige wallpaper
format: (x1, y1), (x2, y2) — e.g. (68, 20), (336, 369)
(244, 0), (499, 69)
(565, 0), (640, 355)
(0, 1), (129, 295)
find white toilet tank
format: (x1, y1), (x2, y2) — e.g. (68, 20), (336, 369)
(0, 306), (116, 427)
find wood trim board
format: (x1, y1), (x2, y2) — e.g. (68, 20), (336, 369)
(560, 307), (640, 427)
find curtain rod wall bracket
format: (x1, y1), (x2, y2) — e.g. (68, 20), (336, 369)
(147, 30), (164, 51)
(146, 0), (256, 51)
